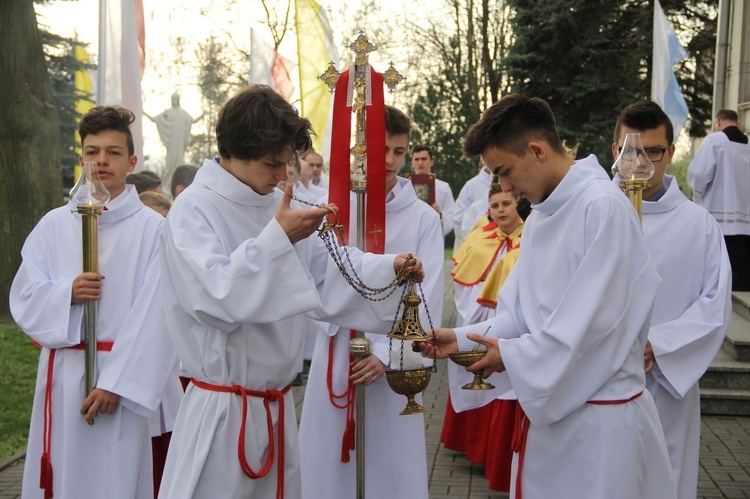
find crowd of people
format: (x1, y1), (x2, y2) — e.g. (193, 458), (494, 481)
(8, 84), (746, 499)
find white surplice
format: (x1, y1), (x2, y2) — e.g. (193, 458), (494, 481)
(10, 186), (178, 499)
(298, 177), (444, 499)
(452, 167), (492, 250)
(435, 177), (456, 236)
(305, 181), (328, 200)
(453, 155), (676, 499)
(460, 198), (491, 239)
(687, 131), (750, 236)
(635, 175), (731, 499)
(158, 159), (408, 499)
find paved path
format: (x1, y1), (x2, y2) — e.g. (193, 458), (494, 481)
(2, 263), (749, 498)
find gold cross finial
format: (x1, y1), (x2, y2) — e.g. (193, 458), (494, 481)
(349, 32), (377, 67)
(383, 62), (405, 93)
(317, 61), (340, 93)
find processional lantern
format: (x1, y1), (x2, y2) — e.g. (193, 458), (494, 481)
(612, 133), (655, 224)
(69, 161), (110, 408)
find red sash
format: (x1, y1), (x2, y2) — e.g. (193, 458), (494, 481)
(510, 391), (643, 499)
(31, 340), (114, 499)
(327, 64), (388, 464)
(190, 379), (292, 499)
(325, 331), (357, 463)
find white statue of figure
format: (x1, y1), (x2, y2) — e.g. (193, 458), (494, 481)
(145, 93), (202, 184)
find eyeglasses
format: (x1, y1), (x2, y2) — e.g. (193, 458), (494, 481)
(617, 145), (670, 162)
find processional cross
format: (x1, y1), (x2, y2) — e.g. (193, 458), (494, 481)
(317, 31), (405, 499)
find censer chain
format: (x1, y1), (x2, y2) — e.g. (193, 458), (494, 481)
(290, 194), (415, 302)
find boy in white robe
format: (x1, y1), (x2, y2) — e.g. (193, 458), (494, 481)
(452, 160), (492, 250)
(420, 94), (676, 499)
(157, 86), (424, 499)
(298, 106), (444, 499)
(612, 100), (732, 499)
(10, 106), (178, 499)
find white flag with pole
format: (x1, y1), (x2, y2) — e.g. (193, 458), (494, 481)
(97, 0), (145, 170)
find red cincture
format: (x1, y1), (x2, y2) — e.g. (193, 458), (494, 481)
(31, 340), (114, 499)
(511, 391), (643, 499)
(190, 379), (291, 499)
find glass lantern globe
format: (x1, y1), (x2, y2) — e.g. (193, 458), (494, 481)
(611, 133), (655, 181)
(70, 161), (111, 206)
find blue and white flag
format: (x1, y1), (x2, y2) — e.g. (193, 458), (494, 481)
(652, 0), (690, 139)
(651, 0), (689, 140)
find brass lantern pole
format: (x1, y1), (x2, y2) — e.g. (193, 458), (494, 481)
(69, 161), (110, 413)
(77, 203), (103, 398)
(619, 178), (648, 223)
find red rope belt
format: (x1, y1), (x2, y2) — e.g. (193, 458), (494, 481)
(510, 391), (643, 499)
(190, 378), (292, 499)
(326, 331), (357, 463)
(31, 340), (114, 499)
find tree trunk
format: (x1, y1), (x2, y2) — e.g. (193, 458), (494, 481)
(0, 0), (62, 317)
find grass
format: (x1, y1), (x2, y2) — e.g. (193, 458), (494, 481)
(0, 319), (38, 462)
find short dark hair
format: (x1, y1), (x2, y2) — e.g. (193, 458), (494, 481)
(411, 144), (433, 158)
(614, 100), (674, 144)
(170, 164), (198, 197)
(463, 94), (564, 157)
(140, 170), (161, 182)
(215, 85), (314, 163)
(488, 182), (504, 199)
(79, 105), (135, 156)
(126, 172), (161, 194)
(716, 108), (739, 122)
(385, 105), (411, 137)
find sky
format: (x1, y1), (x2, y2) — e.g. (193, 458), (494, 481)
(35, 0), (429, 175)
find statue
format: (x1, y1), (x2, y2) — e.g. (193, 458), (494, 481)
(145, 93), (202, 185)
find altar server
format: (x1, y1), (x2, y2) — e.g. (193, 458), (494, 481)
(10, 106), (178, 499)
(452, 160), (493, 250)
(421, 94), (676, 499)
(613, 100), (731, 499)
(157, 86), (422, 499)
(298, 106), (443, 499)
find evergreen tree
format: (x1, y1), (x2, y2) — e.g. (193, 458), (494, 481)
(505, 0), (716, 164)
(407, 0), (512, 194)
(187, 35), (241, 163)
(41, 31), (95, 188)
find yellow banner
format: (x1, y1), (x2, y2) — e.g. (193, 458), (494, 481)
(74, 42), (95, 182)
(295, 0), (338, 155)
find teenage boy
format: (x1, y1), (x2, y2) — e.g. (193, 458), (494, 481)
(157, 85), (423, 499)
(410, 144), (456, 237)
(298, 106), (444, 499)
(421, 94), (676, 499)
(10, 105), (178, 499)
(612, 100), (731, 499)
